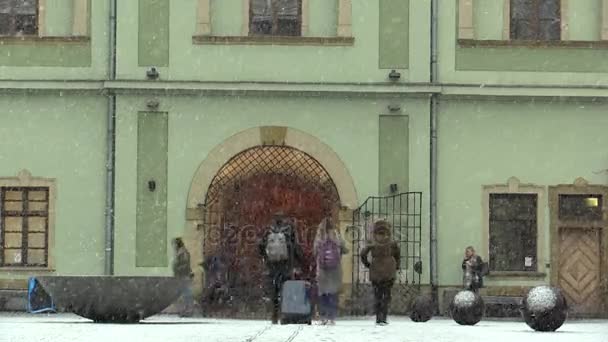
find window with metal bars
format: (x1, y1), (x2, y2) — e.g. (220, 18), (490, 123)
(250, 0), (302, 36)
(0, 187), (49, 267)
(0, 0), (38, 36)
(510, 0), (561, 40)
(489, 193), (538, 272)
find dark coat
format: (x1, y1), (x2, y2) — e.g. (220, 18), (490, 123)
(462, 255), (484, 290)
(173, 246), (193, 279)
(360, 225), (400, 283)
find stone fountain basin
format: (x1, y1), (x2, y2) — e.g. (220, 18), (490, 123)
(36, 276), (188, 323)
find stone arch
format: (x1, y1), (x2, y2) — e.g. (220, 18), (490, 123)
(183, 126), (358, 297)
(186, 126), (358, 210)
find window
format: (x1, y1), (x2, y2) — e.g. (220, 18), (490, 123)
(510, 0), (560, 40)
(489, 193), (537, 272)
(0, 0), (38, 36)
(250, 0), (302, 36)
(558, 194), (603, 221)
(0, 187), (49, 267)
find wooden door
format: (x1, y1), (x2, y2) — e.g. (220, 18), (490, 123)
(558, 227), (602, 315)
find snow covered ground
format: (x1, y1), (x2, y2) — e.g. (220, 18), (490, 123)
(0, 313), (606, 342)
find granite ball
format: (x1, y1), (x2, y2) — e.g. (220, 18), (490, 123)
(521, 286), (568, 332)
(410, 295), (433, 322)
(450, 290), (484, 326)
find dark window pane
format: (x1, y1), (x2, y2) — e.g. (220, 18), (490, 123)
(489, 193), (538, 272)
(510, 0), (560, 40)
(511, 0), (534, 20)
(15, 14), (36, 35)
(275, 18), (299, 36)
(249, 0), (300, 36)
(558, 195), (603, 221)
(0, 13), (10, 34)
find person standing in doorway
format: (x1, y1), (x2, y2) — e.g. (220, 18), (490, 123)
(172, 237), (194, 317)
(259, 212), (303, 324)
(313, 217), (348, 325)
(462, 246), (485, 293)
(360, 220), (400, 325)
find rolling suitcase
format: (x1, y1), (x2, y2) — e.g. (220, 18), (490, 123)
(280, 280), (312, 325)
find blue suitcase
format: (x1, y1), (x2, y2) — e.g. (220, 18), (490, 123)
(280, 280), (312, 325)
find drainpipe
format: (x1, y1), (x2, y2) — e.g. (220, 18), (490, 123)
(104, 0), (118, 276)
(429, 0), (439, 312)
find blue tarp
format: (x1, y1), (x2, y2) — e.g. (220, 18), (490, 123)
(27, 277), (56, 314)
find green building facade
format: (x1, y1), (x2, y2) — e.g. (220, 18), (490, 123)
(0, 0), (606, 316)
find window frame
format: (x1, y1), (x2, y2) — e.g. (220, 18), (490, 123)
(0, 170), (55, 272)
(482, 177), (547, 278)
(0, 0), (40, 37)
(488, 192), (538, 272)
(0, 186), (49, 267)
(194, 0), (354, 44)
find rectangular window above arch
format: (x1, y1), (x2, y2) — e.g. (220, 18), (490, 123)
(250, 0), (302, 36)
(193, 0), (354, 46)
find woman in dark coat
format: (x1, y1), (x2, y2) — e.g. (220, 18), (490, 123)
(462, 246), (484, 292)
(360, 220), (400, 325)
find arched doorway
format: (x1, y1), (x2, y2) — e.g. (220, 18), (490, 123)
(201, 145), (341, 316)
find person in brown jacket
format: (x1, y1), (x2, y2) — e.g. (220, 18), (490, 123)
(360, 220), (400, 325)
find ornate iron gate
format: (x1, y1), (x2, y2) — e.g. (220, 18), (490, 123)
(348, 192), (423, 315)
(200, 145), (341, 318)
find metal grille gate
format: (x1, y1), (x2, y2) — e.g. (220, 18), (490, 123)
(348, 192), (423, 315)
(200, 145), (341, 318)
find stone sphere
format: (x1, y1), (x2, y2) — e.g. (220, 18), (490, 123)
(450, 290), (484, 326)
(521, 286), (568, 332)
(409, 295), (433, 322)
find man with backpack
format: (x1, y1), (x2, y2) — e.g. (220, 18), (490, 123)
(258, 212), (303, 324)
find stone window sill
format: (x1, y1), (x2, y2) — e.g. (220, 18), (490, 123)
(458, 39), (608, 49)
(193, 35), (355, 46)
(0, 267), (55, 272)
(487, 271), (546, 278)
(0, 36), (90, 44)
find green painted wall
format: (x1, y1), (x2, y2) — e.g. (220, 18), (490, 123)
(112, 0), (426, 82)
(138, 0), (170, 67)
(379, 0), (409, 69)
(379, 115), (409, 195)
(308, 0), (338, 37)
(456, 46), (608, 73)
(0, 0), (106, 79)
(568, 0), (602, 41)
(44, 0), (74, 37)
(0, 43), (91, 67)
(437, 99), (608, 286)
(136, 112), (168, 267)
(440, 0), (608, 84)
(473, 0), (503, 40)
(114, 96), (430, 281)
(210, 0), (243, 36)
(0, 94), (107, 279)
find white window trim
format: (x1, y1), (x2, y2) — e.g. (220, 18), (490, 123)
(38, 0), (47, 36)
(482, 177), (546, 276)
(196, 0), (352, 37)
(0, 169), (56, 272)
